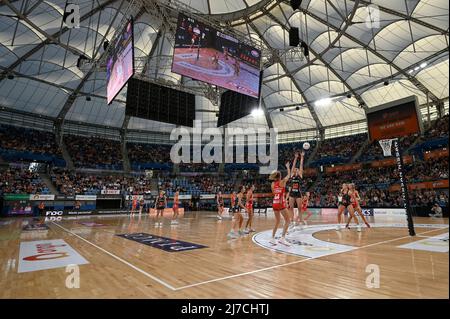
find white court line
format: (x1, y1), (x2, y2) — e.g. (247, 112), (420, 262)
(51, 221), (177, 291)
(173, 227), (448, 291)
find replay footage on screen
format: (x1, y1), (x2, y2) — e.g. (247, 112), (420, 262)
(172, 13), (261, 99)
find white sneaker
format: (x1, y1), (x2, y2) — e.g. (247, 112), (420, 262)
(278, 237), (291, 246)
(217, 216), (222, 220)
(336, 225), (342, 231)
(171, 220), (177, 225)
(249, 228), (256, 233)
(357, 225), (362, 232)
(303, 220), (308, 226)
(154, 222), (159, 227)
(243, 229), (250, 234)
(227, 231), (238, 239)
(238, 230), (245, 236)
(269, 238), (277, 245)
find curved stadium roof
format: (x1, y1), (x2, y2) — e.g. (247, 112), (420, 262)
(0, 0), (448, 140)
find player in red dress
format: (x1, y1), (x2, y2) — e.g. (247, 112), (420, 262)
(244, 185), (255, 234)
(346, 183), (370, 231)
(297, 192), (312, 226)
(171, 190), (180, 225)
(269, 162), (291, 246)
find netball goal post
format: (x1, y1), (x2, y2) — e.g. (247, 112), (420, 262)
(365, 96), (423, 236)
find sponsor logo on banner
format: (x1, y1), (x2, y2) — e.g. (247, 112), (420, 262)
(45, 211), (64, 216)
(101, 189), (121, 195)
(359, 209), (374, 216)
(30, 194), (55, 201)
(200, 194), (216, 200)
(117, 233), (207, 252)
(18, 239), (89, 273)
(97, 210), (129, 215)
(126, 195), (144, 201)
(373, 208), (406, 216)
(66, 211), (93, 216)
(398, 233), (449, 253)
(75, 195), (97, 201)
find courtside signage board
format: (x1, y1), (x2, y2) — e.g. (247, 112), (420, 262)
(117, 233), (207, 252)
(18, 239), (89, 273)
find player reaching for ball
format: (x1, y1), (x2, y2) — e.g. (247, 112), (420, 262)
(269, 162), (292, 246)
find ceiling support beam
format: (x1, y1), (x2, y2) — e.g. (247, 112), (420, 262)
(300, 8), (444, 106)
(247, 20), (324, 130)
(265, 10), (367, 108)
(0, 0), (119, 82)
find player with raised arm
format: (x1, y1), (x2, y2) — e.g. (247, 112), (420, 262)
(288, 151), (305, 230)
(269, 162), (292, 246)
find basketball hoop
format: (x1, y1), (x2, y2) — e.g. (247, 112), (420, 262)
(379, 139), (394, 157)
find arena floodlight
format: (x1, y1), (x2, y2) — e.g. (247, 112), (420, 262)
(251, 108), (264, 117)
(315, 98), (332, 107)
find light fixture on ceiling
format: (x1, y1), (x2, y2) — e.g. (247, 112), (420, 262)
(408, 69), (414, 74)
(384, 80), (389, 86)
(414, 66), (420, 71)
(86, 95), (92, 101)
(296, 106), (300, 111)
(280, 108), (284, 112)
(346, 93), (352, 99)
(314, 98), (332, 107)
(7, 73), (14, 80)
(251, 108), (264, 117)
(420, 62), (427, 69)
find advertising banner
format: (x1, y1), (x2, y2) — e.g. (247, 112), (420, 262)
(424, 148), (449, 161)
(371, 155), (413, 168)
(101, 189), (121, 195)
(75, 195), (97, 201)
(326, 163), (363, 174)
(29, 194), (55, 201)
(18, 239), (89, 273)
(389, 180), (449, 191)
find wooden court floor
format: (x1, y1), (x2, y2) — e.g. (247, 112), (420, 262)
(0, 213), (448, 299)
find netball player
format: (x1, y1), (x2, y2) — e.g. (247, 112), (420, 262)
(349, 183), (371, 230)
(131, 196), (138, 216)
(233, 58), (240, 76)
(154, 190), (167, 228)
(227, 188), (247, 239)
(342, 185), (361, 232)
(171, 189), (180, 225)
(336, 183), (348, 230)
(269, 162), (292, 246)
(244, 185), (255, 234)
(227, 191), (239, 239)
(216, 191), (224, 220)
(289, 152), (305, 228)
(212, 53), (219, 70)
(297, 192), (312, 226)
(138, 198), (144, 215)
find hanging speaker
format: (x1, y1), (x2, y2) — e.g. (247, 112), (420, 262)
(290, 0), (302, 11)
(300, 41), (309, 57)
(289, 28), (300, 47)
